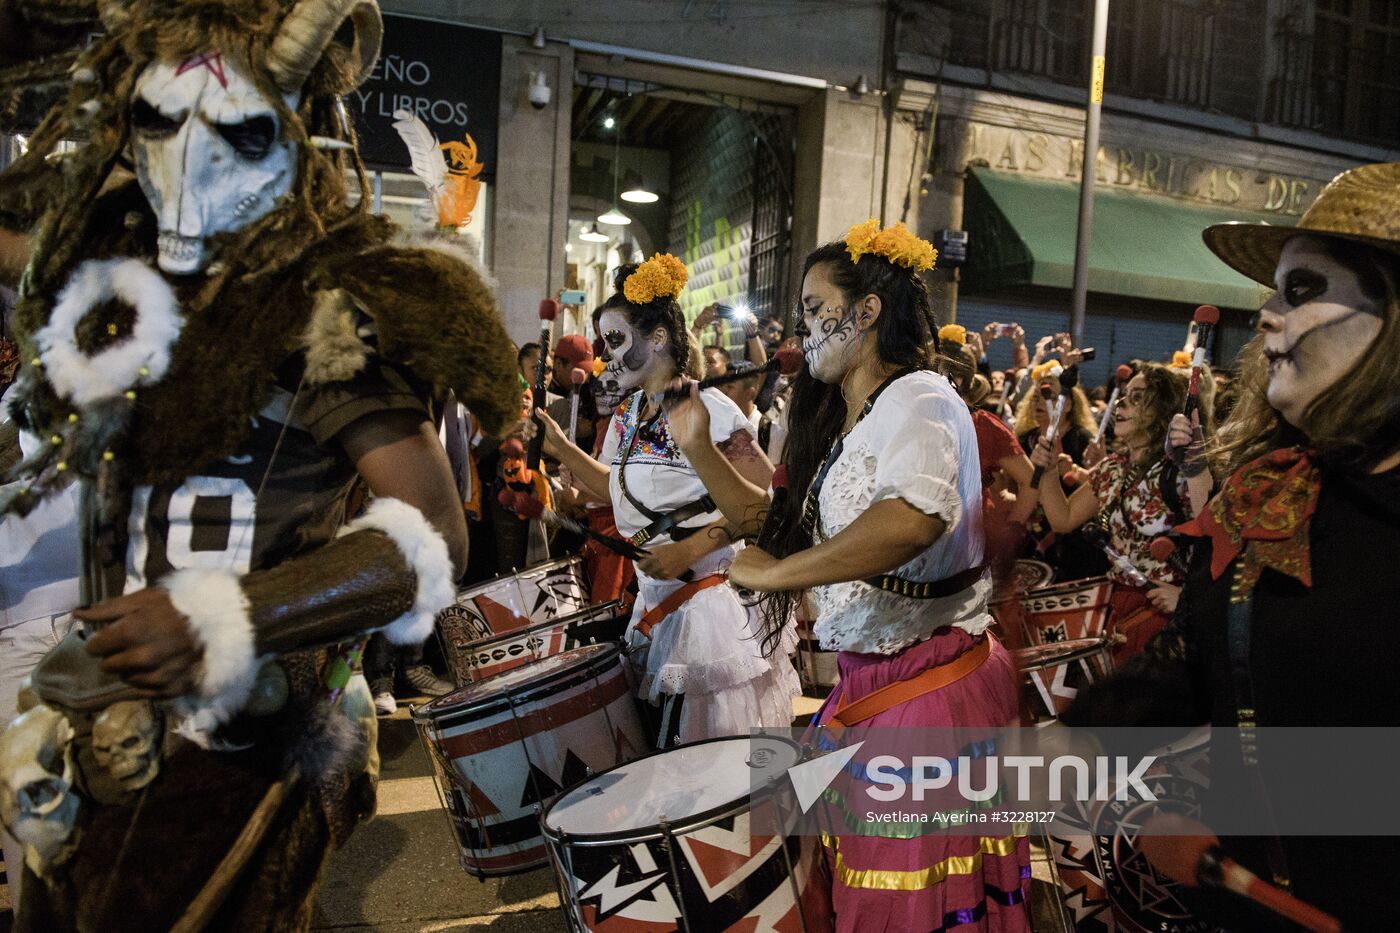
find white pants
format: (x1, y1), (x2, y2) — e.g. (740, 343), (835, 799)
(0, 612), (76, 909)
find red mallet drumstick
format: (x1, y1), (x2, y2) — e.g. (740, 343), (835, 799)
(1095, 363), (1135, 444)
(1184, 305), (1219, 421)
(526, 299), (559, 472)
(1148, 534), (1189, 576)
(1139, 814), (1346, 933)
(568, 367), (587, 445)
(511, 493), (648, 560)
(657, 347), (803, 403)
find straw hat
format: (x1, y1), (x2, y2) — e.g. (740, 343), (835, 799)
(1203, 161), (1400, 286)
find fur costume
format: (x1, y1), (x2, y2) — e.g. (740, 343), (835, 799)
(0, 1), (519, 929)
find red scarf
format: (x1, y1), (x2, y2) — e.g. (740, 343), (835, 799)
(1175, 447), (1322, 597)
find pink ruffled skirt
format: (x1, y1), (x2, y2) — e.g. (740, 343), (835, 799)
(809, 626), (1032, 933)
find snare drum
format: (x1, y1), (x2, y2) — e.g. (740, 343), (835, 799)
(1009, 558), (1055, 594)
(1047, 726), (1215, 933)
(459, 600), (628, 682)
(1013, 637), (1113, 722)
(412, 643), (648, 878)
(437, 557), (592, 684)
(1020, 576), (1114, 646)
(541, 735), (832, 933)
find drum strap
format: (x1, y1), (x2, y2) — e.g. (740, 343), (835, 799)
(1226, 564), (1293, 889)
(616, 393), (717, 547)
(823, 635), (993, 740)
(636, 574), (728, 638)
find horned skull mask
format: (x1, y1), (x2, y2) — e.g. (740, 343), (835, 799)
(130, 54), (299, 275)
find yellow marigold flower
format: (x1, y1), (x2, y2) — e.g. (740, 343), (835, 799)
(624, 253), (689, 304)
(1032, 360), (1063, 382)
(938, 324), (967, 346)
(1172, 350), (1193, 368)
(845, 219), (880, 264)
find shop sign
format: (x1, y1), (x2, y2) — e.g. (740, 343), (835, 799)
(946, 118), (1326, 216)
(350, 14), (501, 177)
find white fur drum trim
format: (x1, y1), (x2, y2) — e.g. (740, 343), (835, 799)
(162, 567), (260, 731)
(340, 497), (455, 646)
(35, 258), (182, 407)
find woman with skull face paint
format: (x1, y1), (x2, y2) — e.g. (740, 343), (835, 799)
(667, 222), (1031, 932)
(1062, 162), (1400, 933)
(536, 256), (799, 747)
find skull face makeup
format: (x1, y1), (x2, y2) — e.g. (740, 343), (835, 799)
(597, 309), (666, 400)
(0, 704), (79, 876)
(797, 263), (863, 383)
(1258, 236), (1386, 429)
(131, 53), (299, 275)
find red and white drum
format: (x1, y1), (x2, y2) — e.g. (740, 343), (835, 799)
(1012, 637), (1114, 722)
(1009, 558), (1055, 594)
(412, 643), (648, 878)
(1020, 576), (1114, 646)
(541, 736), (833, 933)
(1047, 726), (1216, 933)
(459, 600), (629, 682)
(437, 556), (591, 684)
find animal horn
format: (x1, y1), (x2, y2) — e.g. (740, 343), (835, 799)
(266, 0), (383, 94)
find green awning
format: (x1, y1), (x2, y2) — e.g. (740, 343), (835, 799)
(962, 167), (1294, 310)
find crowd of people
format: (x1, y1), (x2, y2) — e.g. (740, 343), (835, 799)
(0, 3), (1396, 931)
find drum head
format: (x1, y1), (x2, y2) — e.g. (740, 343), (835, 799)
(543, 736), (801, 838)
(417, 643), (617, 719)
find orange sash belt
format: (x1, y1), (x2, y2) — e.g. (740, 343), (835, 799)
(635, 574), (727, 638)
(824, 636), (994, 740)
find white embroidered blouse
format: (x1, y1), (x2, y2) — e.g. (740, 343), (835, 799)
(810, 371), (992, 654)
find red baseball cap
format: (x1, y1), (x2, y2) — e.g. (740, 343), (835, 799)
(554, 334), (594, 369)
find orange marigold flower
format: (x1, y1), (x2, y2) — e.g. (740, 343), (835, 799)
(1172, 350), (1193, 368)
(938, 324), (967, 345)
(624, 253), (689, 304)
(843, 219), (937, 272)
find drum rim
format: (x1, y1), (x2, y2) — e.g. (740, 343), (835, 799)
(412, 642), (621, 725)
(1014, 636), (1112, 672)
(1022, 575), (1114, 597)
(451, 555), (587, 598)
(456, 600), (623, 653)
(539, 734), (803, 846)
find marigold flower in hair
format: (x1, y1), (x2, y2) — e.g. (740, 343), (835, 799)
(1032, 360), (1063, 382)
(843, 219), (938, 272)
(1171, 350), (1193, 368)
(624, 253), (689, 304)
(938, 324), (967, 346)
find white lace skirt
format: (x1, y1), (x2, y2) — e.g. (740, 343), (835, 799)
(625, 551), (800, 742)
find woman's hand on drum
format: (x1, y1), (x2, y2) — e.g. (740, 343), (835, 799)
(661, 379), (711, 455)
(1147, 583), (1181, 614)
(532, 407), (568, 457)
(729, 545), (782, 591)
(638, 540), (696, 581)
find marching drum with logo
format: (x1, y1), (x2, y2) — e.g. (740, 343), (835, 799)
(412, 643), (648, 878)
(1020, 576), (1115, 646)
(458, 600), (628, 682)
(436, 556), (592, 684)
(541, 736), (833, 933)
(1047, 726), (1221, 933)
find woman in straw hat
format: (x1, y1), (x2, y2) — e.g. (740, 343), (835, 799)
(1064, 161), (1400, 933)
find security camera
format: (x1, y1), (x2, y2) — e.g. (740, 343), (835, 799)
(528, 72), (551, 110)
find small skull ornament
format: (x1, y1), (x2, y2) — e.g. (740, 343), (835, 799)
(92, 700), (161, 792)
(0, 704), (79, 876)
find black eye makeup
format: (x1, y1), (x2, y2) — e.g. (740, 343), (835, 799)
(1281, 269), (1327, 308)
(604, 330), (627, 349)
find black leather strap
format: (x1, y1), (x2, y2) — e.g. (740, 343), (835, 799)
(864, 563), (985, 600)
(616, 392), (717, 546)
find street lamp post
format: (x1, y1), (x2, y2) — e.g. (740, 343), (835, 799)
(1069, 0), (1110, 348)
